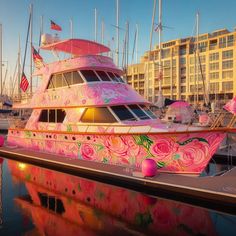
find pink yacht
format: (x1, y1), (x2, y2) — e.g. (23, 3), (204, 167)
(7, 38), (235, 175)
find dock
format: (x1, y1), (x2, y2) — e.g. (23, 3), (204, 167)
(0, 145), (235, 215)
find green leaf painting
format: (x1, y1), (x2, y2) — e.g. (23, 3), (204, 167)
(177, 137), (208, 146)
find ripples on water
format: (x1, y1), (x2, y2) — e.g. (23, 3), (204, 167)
(0, 157), (235, 236)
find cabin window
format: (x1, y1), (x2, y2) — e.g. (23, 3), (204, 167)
(110, 105), (136, 121)
(80, 70), (100, 82)
(38, 110), (48, 122)
(47, 71), (84, 89)
(63, 71), (84, 85)
(38, 109), (66, 123)
(128, 104), (150, 120)
(107, 72), (120, 82)
(96, 71), (111, 81)
(80, 107), (117, 123)
(114, 73), (125, 83)
(139, 105), (157, 119)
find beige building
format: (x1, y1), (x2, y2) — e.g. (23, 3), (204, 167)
(126, 28), (235, 107)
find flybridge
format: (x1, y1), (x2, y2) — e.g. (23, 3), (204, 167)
(40, 35), (110, 56)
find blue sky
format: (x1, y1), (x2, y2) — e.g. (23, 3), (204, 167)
(1, 0), (236, 77)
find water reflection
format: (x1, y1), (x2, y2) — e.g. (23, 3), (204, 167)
(0, 158), (235, 235)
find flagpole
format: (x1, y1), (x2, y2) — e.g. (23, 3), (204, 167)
(101, 18), (104, 44)
(116, 0), (119, 67)
(94, 8), (97, 42)
(18, 35), (21, 98)
(30, 4), (33, 96)
(70, 18), (73, 38)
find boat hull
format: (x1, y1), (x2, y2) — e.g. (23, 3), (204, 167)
(7, 129), (226, 175)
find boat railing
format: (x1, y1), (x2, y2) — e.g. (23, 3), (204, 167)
(12, 93), (33, 104)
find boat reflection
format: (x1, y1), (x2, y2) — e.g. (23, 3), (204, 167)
(8, 160), (219, 235)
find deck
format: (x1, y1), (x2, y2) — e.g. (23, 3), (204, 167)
(0, 145), (235, 215)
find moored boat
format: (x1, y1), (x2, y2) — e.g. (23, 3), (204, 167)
(6, 37), (236, 175)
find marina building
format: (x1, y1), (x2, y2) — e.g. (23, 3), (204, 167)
(126, 28), (236, 107)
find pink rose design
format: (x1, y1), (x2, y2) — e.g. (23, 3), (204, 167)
(104, 136), (128, 156)
(151, 138), (178, 160)
(80, 143), (97, 160)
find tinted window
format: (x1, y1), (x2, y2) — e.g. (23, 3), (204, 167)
(38, 109), (66, 123)
(81, 107), (117, 123)
(110, 106), (136, 121)
(140, 105), (157, 119)
(107, 72), (119, 82)
(39, 110), (48, 122)
(96, 71), (111, 81)
(128, 104), (150, 120)
(57, 109), (66, 123)
(49, 109), (56, 122)
(80, 70), (100, 82)
(114, 73), (124, 83)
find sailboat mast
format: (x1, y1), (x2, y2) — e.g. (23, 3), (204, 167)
(101, 18), (104, 44)
(196, 12), (199, 105)
(94, 8), (97, 42)
(17, 35), (21, 98)
(116, 0), (119, 67)
(147, 0), (156, 100)
(158, 0), (162, 94)
(136, 24), (138, 63)
(0, 23), (2, 97)
(30, 4), (33, 95)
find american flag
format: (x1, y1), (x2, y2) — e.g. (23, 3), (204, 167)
(50, 20), (62, 31)
(20, 72), (29, 92)
(32, 46), (43, 68)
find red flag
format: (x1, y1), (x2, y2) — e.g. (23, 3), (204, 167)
(20, 72), (29, 92)
(32, 46), (43, 68)
(50, 20), (62, 31)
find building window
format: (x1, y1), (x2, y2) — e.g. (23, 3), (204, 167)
(209, 72), (219, 79)
(180, 57), (186, 65)
(222, 81), (233, 91)
(209, 52), (219, 61)
(209, 62), (219, 71)
(222, 50), (233, 60)
(227, 35), (234, 47)
(222, 70), (233, 79)
(210, 83), (219, 92)
(222, 60), (233, 69)
(219, 37), (226, 48)
(180, 67), (186, 75)
(209, 39), (217, 50)
(162, 48), (171, 58)
(198, 42), (208, 52)
(180, 76), (186, 84)
(179, 45), (186, 55)
(181, 86), (186, 93)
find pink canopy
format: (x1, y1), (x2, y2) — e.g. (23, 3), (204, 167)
(223, 96), (236, 114)
(169, 101), (190, 108)
(41, 39), (110, 55)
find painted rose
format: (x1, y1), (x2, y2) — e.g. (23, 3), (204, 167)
(80, 143), (97, 160)
(104, 136), (128, 156)
(178, 140), (208, 168)
(151, 137), (178, 160)
(123, 136), (140, 157)
(85, 85), (101, 100)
